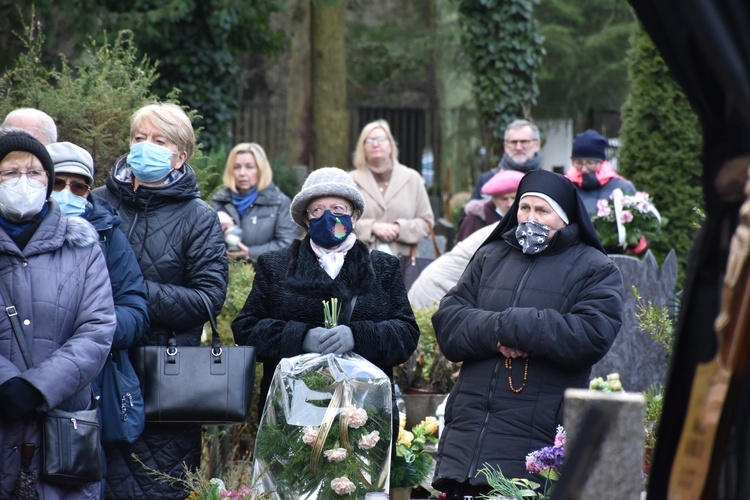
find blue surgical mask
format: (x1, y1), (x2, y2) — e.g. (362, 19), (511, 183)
(51, 189), (88, 217)
(127, 142), (175, 183)
(308, 210), (353, 248)
(515, 219), (552, 254)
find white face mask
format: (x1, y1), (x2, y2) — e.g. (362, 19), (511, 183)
(0, 176), (48, 221)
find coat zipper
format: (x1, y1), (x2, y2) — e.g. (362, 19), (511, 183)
(466, 256), (534, 480)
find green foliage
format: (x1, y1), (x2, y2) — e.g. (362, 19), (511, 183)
(394, 305), (460, 394)
(477, 463), (543, 498)
(618, 26), (704, 286)
(0, 22), (158, 187)
(534, 0), (635, 126)
(192, 145), (228, 203)
(391, 417), (439, 488)
(216, 261), (255, 345)
(98, 0), (287, 151)
(455, 0), (544, 146)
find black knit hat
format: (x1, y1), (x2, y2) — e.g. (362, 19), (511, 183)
(0, 131), (55, 196)
(571, 129), (607, 161)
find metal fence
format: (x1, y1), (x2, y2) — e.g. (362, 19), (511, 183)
(231, 101), (484, 196)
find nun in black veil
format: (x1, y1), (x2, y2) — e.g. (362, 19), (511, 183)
(431, 169), (625, 499)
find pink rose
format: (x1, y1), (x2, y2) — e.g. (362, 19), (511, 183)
(358, 430), (380, 450)
(344, 407), (368, 428)
(302, 426), (319, 445)
(324, 447), (348, 462)
(331, 477), (357, 495)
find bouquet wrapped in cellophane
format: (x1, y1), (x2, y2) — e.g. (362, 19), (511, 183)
(252, 353), (392, 499)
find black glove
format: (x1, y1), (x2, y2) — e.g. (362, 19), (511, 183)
(0, 378), (44, 421)
(302, 327), (335, 353)
(320, 325), (355, 355)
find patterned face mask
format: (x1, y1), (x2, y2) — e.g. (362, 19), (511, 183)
(308, 210), (353, 248)
(515, 219), (552, 254)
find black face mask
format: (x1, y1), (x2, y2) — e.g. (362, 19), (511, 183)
(581, 172), (602, 190)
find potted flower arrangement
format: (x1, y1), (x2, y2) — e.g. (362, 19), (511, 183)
(477, 426), (566, 499)
(591, 189), (664, 255)
(390, 413), (440, 499)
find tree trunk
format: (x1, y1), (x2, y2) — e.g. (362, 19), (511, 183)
(311, 0), (348, 170)
(285, 0), (312, 168)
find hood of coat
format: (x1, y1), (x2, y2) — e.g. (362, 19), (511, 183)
(0, 201), (99, 257)
(105, 154), (201, 211)
(85, 195), (121, 233)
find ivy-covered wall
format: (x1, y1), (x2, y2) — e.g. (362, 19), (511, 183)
(618, 26), (704, 286)
(455, 0), (544, 149)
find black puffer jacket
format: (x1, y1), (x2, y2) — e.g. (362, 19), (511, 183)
(232, 236), (420, 415)
(432, 224), (623, 490)
(94, 156), (229, 499)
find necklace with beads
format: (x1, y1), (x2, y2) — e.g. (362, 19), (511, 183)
(505, 357), (529, 393)
(377, 180), (389, 193)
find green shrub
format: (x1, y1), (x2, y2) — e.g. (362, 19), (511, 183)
(618, 26), (704, 286)
(0, 24), (158, 188)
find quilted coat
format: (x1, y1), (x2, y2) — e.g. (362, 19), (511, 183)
(211, 184), (298, 260)
(0, 201), (116, 499)
(232, 236), (420, 417)
(94, 156), (228, 499)
(431, 223), (623, 491)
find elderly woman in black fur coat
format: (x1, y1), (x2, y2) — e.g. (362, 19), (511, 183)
(232, 166), (420, 419)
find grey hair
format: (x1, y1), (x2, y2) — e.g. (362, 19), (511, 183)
(3, 108), (58, 144)
(504, 119), (540, 141)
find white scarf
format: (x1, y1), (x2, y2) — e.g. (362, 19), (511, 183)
(309, 233), (358, 279)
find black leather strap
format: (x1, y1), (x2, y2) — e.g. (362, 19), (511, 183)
(0, 279), (34, 369)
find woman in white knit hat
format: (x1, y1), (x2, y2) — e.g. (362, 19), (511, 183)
(232, 166), (420, 421)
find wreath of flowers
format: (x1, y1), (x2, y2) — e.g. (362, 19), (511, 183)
(591, 189), (663, 254)
(253, 357), (392, 499)
(390, 413), (439, 488)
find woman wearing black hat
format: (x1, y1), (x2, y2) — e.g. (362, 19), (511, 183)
(431, 169), (624, 499)
(0, 129), (116, 498)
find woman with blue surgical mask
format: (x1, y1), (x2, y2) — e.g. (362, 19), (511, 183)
(92, 102), (228, 500)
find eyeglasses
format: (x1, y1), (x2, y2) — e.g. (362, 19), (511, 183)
(364, 136), (388, 146)
(571, 159), (602, 169)
(53, 178), (91, 197)
(307, 204), (352, 218)
(0, 169), (48, 183)
(504, 139), (536, 147)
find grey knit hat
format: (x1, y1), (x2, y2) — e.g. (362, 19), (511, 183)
(290, 167), (366, 228)
(46, 142), (94, 185)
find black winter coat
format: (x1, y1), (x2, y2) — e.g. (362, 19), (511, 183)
(94, 156), (229, 499)
(232, 236), (420, 415)
(432, 224), (623, 490)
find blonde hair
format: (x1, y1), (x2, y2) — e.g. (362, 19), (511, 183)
(222, 143), (273, 193)
(352, 119), (399, 171)
(130, 103), (196, 159)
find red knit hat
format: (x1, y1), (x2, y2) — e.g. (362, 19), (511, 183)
(481, 169), (524, 196)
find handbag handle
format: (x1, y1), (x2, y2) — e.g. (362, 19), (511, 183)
(408, 220), (441, 264)
(0, 279), (34, 369)
(196, 291), (222, 352)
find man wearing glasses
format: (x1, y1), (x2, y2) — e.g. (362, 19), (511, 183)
(564, 129), (635, 214)
(470, 119), (542, 200)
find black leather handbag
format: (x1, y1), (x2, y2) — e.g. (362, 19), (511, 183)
(131, 292), (256, 424)
(0, 280), (102, 486)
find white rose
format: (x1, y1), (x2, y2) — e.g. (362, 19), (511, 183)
(358, 430), (380, 450)
(331, 477), (357, 495)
